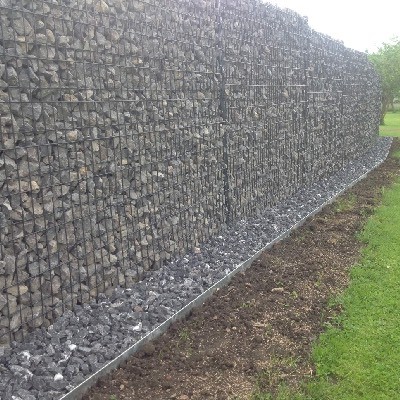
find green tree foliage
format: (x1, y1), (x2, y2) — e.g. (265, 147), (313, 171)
(369, 39), (400, 124)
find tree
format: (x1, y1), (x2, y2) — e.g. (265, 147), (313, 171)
(369, 39), (400, 125)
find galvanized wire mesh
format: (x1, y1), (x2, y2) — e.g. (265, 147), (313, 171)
(0, 0), (381, 345)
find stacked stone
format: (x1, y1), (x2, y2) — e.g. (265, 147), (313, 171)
(221, 0), (311, 218)
(305, 31), (380, 181)
(0, 0), (381, 345)
(220, 0), (380, 219)
(0, 0), (225, 345)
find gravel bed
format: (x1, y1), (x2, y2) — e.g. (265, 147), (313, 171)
(0, 137), (392, 400)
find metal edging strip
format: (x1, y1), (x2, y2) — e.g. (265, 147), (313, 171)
(60, 140), (392, 400)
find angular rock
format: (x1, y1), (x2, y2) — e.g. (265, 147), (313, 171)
(13, 18), (33, 36)
(7, 285), (29, 297)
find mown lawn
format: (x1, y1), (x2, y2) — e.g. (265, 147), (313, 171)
(379, 112), (400, 137)
(304, 174), (400, 400)
(253, 152), (400, 400)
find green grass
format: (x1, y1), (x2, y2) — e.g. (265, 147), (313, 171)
(178, 327), (191, 342)
(305, 176), (400, 400)
(334, 193), (357, 213)
(379, 112), (400, 137)
(254, 162), (400, 400)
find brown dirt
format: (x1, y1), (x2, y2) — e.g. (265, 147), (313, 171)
(84, 139), (400, 400)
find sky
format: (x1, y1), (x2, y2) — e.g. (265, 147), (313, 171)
(269, 0), (400, 53)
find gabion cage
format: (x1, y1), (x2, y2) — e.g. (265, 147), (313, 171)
(0, 0), (381, 345)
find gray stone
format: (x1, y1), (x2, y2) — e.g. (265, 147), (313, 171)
(0, 294), (17, 317)
(3, 255), (16, 275)
(95, 0), (109, 13)
(58, 36), (70, 47)
(13, 18), (33, 36)
(66, 130), (79, 141)
(21, 103), (42, 121)
(16, 388), (36, 400)
(28, 262), (41, 277)
(0, 294), (6, 309)
(45, 29), (56, 44)
(5, 67), (18, 85)
(9, 364), (33, 379)
(35, 34), (48, 44)
(53, 372), (63, 381)
(6, 285), (29, 297)
(9, 313), (22, 331)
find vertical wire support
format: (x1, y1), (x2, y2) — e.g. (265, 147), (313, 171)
(215, 0), (231, 225)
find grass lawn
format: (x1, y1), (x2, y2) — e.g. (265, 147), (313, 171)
(305, 175), (400, 399)
(379, 112), (400, 137)
(253, 152), (400, 400)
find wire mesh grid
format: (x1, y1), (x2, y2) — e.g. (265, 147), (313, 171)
(0, 0), (381, 345)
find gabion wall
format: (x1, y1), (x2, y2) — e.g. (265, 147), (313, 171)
(0, 0), (381, 345)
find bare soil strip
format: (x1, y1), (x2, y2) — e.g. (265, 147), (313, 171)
(84, 139), (400, 400)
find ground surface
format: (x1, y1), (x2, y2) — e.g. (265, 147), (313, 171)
(379, 111), (400, 136)
(84, 139), (400, 400)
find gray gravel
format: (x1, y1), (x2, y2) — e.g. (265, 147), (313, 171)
(0, 136), (392, 400)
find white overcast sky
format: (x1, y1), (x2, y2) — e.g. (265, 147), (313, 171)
(268, 0), (400, 53)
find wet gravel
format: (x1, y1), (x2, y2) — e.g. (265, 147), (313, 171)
(0, 137), (392, 400)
